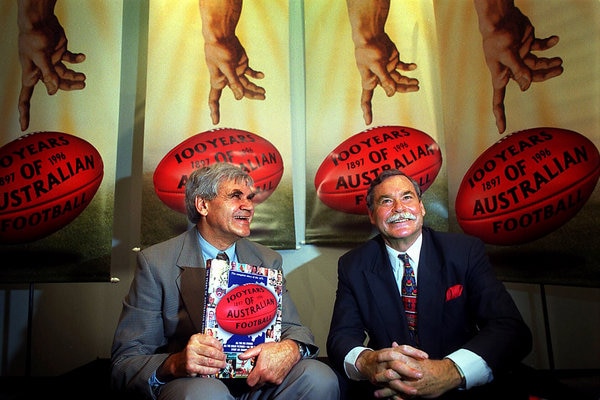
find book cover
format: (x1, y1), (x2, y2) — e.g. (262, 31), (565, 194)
(202, 259), (283, 378)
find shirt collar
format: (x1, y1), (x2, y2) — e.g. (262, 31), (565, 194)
(386, 233), (423, 268)
(196, 230), (236, 263)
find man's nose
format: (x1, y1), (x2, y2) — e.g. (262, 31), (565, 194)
(393, 199), (406, 211)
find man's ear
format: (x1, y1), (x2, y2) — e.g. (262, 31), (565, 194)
(195, 197), (208, 216)
(367, 209), (376, 225)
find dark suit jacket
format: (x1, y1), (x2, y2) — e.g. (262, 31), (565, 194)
(327, 227), (532, 380)
(111, 227), (314, 397)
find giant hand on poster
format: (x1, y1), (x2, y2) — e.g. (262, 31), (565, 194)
(16, 0), (87, 132)
(199, 0), (266, 125)
(345, 0), (420, 126)
(344, 0), (564, 134)
(473, 0), (564, 134)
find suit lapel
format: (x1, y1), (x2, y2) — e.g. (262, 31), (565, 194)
(366, 238), (407, 342)
(176, 228), (207, 332)
(179, 267), (207, 331)
(235, 239), (266, 267)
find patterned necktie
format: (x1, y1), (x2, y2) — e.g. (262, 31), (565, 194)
(216, 252), (229, 262)
(399, 253), (418, 341)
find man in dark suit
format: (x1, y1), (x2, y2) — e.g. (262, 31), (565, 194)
(111, 163), (339, 399)
(327, 169), (533, 399)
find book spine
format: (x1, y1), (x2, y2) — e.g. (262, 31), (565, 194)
(200, 259), (212, 334)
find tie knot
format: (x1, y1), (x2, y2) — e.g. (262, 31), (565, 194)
(399, 253), (410, 266)
(216, 252), (229, 262)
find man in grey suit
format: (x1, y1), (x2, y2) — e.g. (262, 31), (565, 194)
(111, 163), (339, 400)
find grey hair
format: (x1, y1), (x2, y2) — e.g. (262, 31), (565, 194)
(185, 163), (254, 224)
(365, 169), (422, 212)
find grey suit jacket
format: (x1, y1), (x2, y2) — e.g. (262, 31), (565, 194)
(110, 227), (314, 396)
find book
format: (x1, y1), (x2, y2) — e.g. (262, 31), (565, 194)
(202, 258), (283, 378)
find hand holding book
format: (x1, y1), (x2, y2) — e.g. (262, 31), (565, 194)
(202, 258), (283, 379)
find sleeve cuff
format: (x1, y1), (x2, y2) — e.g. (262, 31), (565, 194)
(445, 348), (494, 389)
(149, 371), (165, 399)
(293, 340), (311, 359)
(344, 346), (372, 381)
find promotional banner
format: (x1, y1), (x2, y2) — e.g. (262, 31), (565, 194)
(305, 1), (599, 286)
(0, 1), (121, 283)
(437, 0), (600, 286)
(305, 0), (449, 245)
(141, 0), (295, 250)
(1, 0), (597, 285)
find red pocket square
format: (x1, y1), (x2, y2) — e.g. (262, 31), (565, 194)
(446, 284), (463, 301)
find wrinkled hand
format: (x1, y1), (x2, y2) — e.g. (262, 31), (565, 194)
(203, 36), (265, 125)
(373, 356), (462, 399)
(239, 339), (299, 388)
(477, 4), (563, 133)
(356, 342), (428, 398)
(157, 333), (227, 379)
(17, 11), (86, 131)
(353, 33), (419, 125)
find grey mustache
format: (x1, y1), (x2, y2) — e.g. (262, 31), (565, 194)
(386, 212), (416, 223)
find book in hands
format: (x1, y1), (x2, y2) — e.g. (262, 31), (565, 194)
(202, 258), (283, 378)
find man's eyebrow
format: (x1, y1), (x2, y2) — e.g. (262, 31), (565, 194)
(225, 189), (244, 197)
(225, 188), (256, 199)
(377, 189), (414, 199)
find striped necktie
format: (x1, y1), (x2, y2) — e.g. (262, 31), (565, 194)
(399, 253), (418, 342)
